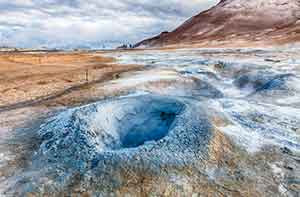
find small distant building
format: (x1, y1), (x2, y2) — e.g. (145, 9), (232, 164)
(117, 44), (134, 49)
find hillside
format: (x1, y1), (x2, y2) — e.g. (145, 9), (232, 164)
(135, 0), (300, 48)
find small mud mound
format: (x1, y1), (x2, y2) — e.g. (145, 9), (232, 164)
(233, 71), (300, 96)
(233, 71), (275, 90)
(142, 76), (224, 99)
(254, 74), (298, 93)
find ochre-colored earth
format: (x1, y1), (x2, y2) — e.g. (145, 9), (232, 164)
(0, 52), (139, 109)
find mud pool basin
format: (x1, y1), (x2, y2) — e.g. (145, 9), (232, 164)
(36, 94), (211, 174)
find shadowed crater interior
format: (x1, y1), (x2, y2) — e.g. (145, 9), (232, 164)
(91, 96), (185, 150)
(120, 108), (178, 148)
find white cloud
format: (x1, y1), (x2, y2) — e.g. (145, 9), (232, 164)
(0, 0), (219, 48)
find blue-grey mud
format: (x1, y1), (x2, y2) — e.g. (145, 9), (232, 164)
(0, 47), (300, 196)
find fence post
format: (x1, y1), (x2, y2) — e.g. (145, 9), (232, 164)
(85, 69), (89, 82)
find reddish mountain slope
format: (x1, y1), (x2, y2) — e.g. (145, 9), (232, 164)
(135, 0), (300, 48)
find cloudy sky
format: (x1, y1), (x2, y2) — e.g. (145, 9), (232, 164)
(0, 0), (219, 49)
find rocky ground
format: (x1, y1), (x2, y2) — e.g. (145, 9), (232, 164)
(0, 48), (299, 196)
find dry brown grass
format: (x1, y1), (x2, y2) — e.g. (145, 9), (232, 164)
(0, 52), (140, 109)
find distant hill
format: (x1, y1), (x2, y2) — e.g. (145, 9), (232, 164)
(135, 0), (300, 48)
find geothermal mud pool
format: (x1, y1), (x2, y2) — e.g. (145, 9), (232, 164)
(1, 48), (300, 196)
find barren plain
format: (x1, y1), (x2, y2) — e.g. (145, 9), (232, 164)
(0, 47), (299, 196)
